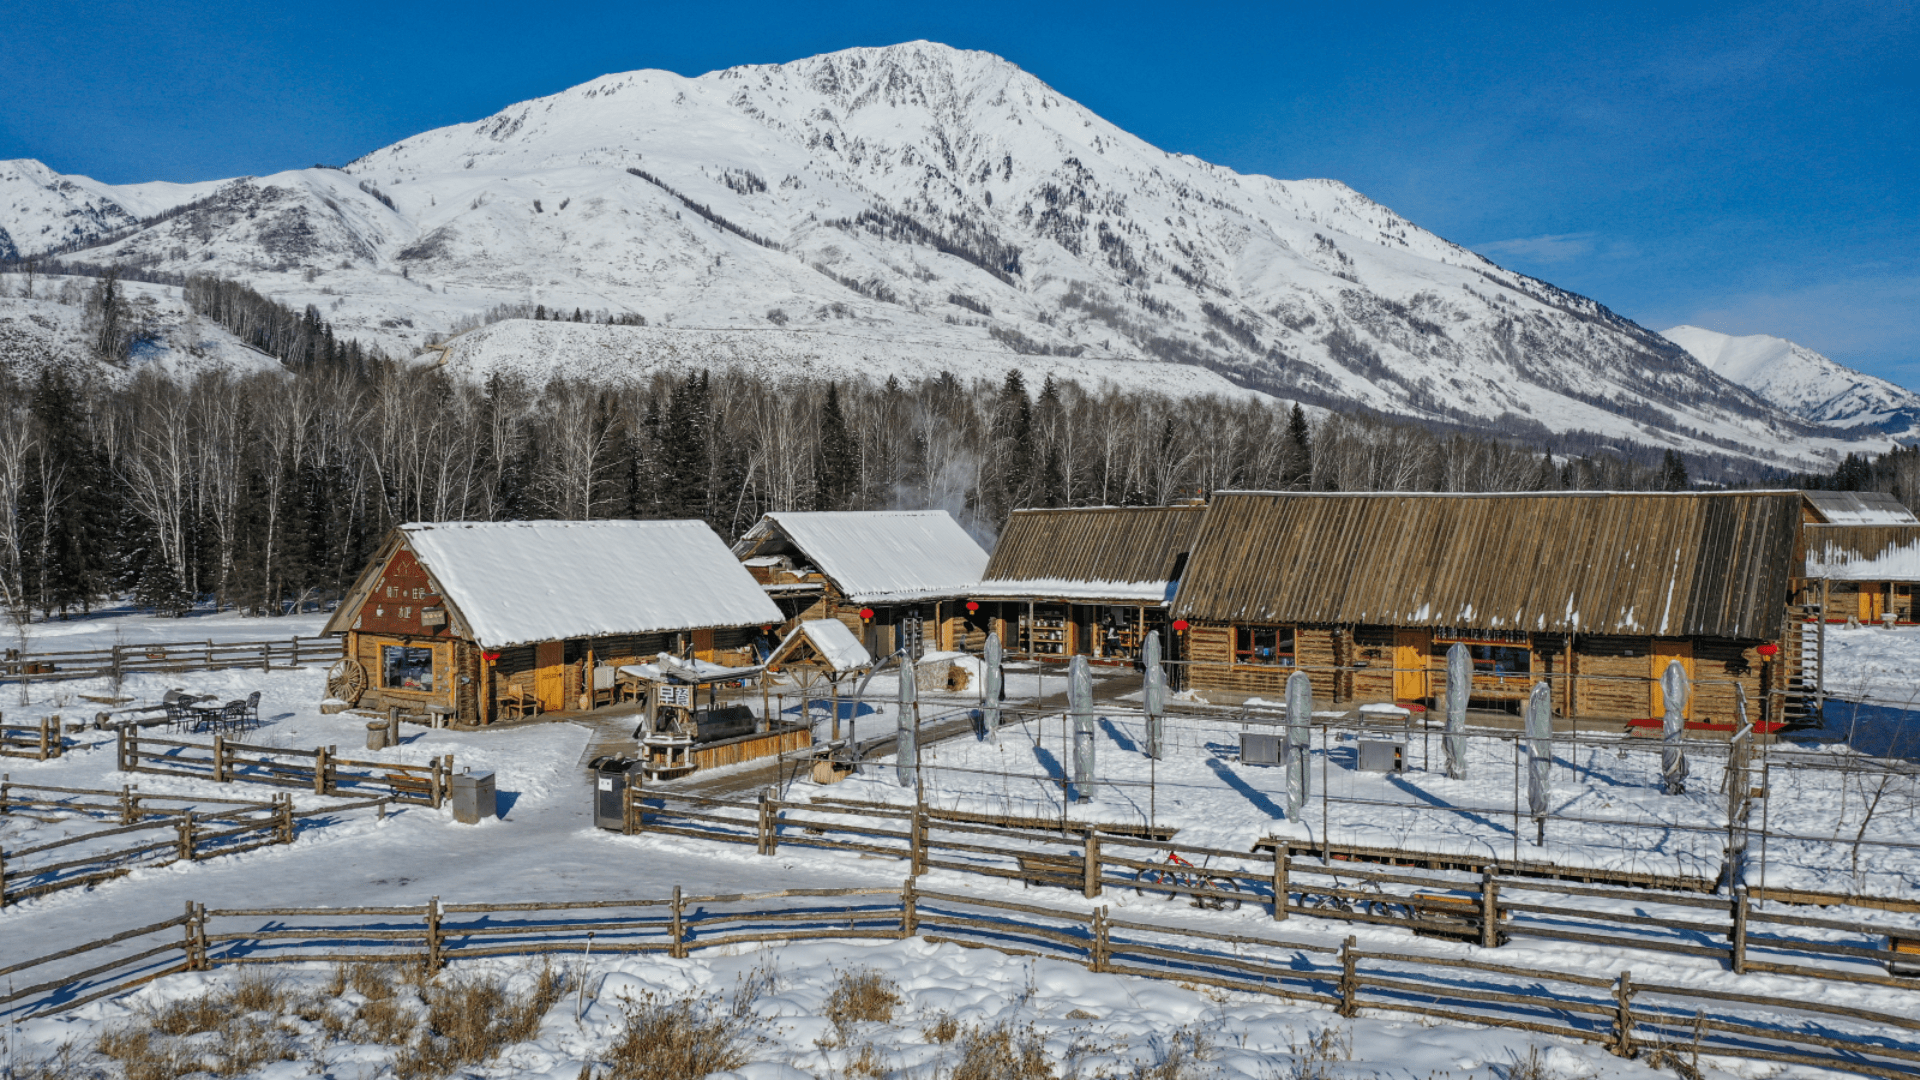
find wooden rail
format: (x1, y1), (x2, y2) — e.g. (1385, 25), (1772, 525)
(116, 728), (451, 807)
(2, 883), (1912, 1077)
(622, 790), (1920, 991)
(0, 715), (67, 760)
(0, 635), (342, 684)
(0, 781), (392, 908)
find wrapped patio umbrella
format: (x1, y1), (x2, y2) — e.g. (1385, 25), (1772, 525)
(982, 632), (1003, 744)
(896, 657), (918, 788)
(1285, 669), (1312, 821)
(1660, 660), (1691, 795)
(1069, 655), (1096, 802)
(1143, 630), (1167, 759)
(1526, 679), (1553, 821)
(1444, 642), (1470, 780)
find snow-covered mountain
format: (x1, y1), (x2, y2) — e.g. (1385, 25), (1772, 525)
(1661, 325), (1920, 436)
(0, 41), (1898, 470)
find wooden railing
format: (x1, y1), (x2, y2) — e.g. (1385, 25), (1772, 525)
(116, 729), (452, 807)
(0, 715), (66, 760)
(2, 884), (1914, 1077)
(621, 789), (1920, 992)
(0, 781), (391, 907)
(0, 636), (342, 684)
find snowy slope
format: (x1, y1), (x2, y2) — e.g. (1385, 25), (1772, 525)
(0, 276), (286, 383)
(1663, 324), (1920, 433)
(0, 42), (1902, 469)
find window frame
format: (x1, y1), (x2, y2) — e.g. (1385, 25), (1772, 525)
(1233, 624), (1297, 667)
(380, 643), (439, 694)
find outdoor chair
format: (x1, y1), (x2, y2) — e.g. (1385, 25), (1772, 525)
(162, 698), (193, 732)
(500, 682), (540, 721)
(218, 700), (248, 733)
(243, 691), (262, 729)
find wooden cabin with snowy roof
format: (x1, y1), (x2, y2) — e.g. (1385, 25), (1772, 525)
(1799, 491), (1920, 624)
(1169, 491), (1814, 729)
(323, 520), (784, 726)
(973, 505), (1206, 663)
(730, 510), (989, 657)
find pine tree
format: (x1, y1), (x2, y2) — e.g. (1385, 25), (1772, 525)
(1285, 403), (1313, 489)
(659, 372), (713, 520)
(1661, 449), (1690, 492)
(21, 368), (111, 617)
(816, 383), (857, 510)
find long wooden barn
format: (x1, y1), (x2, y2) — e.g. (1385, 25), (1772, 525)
(324, 520), (784, 726)
(972, 505), (1206, 663)
(730, 511), (989, 656)
(1800, 491), (1920, 624)
(1168, 491), (1811, 726)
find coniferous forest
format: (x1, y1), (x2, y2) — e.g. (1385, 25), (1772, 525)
(0, 269), (1768, 624)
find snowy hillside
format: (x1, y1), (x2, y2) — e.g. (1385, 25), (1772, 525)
(0, 42), (1901, 469)
(0, 276), (286, 383)
(1663, 324), (1920, 435)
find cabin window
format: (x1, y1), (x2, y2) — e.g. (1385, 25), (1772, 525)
(1234, 625), (1295, 666)
(1466, 644), (1530, 676)
(382, 645), (435, 692)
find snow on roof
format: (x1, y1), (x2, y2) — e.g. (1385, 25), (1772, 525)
(1803, 490), (1920, 525)
(969, 577), (1175, 603)
(734, 511), (988, 604)
(1805, 527), (1920, 581)
(402, 520), (783, 648)
(780, 619), (873, 673)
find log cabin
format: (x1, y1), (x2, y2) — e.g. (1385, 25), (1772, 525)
(1800, 491), (1920, 625)
(323, 520), (784, 726)
(971, 505), (1206, 663)
(730, 511), (989, 658)
(1169, 491), (1814, 729)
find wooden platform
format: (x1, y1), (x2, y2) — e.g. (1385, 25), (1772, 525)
(1258, 837), (1719, 893)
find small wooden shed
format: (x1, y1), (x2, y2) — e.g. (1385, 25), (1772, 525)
(323, 520), (784, 726)
(1800, 492), (1920, 624)
(1169, 491), (1812, 727)
(972, 505), (1206, 663)
(731, 510), (989, 657)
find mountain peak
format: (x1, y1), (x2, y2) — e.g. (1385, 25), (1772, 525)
(1662, 325), (1920, 434)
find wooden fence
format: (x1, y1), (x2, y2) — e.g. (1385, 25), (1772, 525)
(0, 781), (390, 907)
(620, 790), (1920, 992)
(0, 636), (343, 684)
(0, 715), (66, 760)
(2, 884), (1914, 1077)
(116, 728), (452, 808)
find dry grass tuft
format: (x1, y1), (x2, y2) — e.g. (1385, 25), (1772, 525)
(1279, 1025), (1352, 1080)
(605, 991), (751, 1080)
(0, 1038), (94, 1080)
(1125, 1026), (1210, 1080)
(950, 1020), (1052, 1080)
(823, 967), (900, 1033)
(923, 1011), (961, 1044)
(843, 1041), (886, 1079)
(391, 961), (569, 1080)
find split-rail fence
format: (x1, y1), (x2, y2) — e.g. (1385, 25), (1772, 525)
(0, 780), (391, 907)
(116, 728), (453, 808)
(1, 635), (342, 684)
(1, 715), (67, 760)
(2, 883), (1915, 1078)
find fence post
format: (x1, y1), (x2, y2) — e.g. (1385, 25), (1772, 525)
(1612, 970), (1635, 1058)
(624, 784), (640, 835)
(212, 734), (227, 784)
(426, 896), (443, 972)
(1273, 845), (1289, 920)
(757, 789), (771, 856)
(291, 637), (300, 667)
(278, 794), (294, 844)
(0, 847), (9, 906)
(670, 885), (685, 959)
(39, 715), (52, 760)
(313, 745), (329, 796)
(1730, 886), (1748, 975)
(179, 811), (195, 862)
(118, 725), (131, 774)
(901, 877), (917, 938)
(1083, 830), (1101, 899)
(910, 806), (926, 877)
(120, 785), (133, 824)
(1338, 935), (1358, 1017)
(183, 901), (198, 969)
(1091, 906), (1109, 972)
(1479, 866), (1499, 949)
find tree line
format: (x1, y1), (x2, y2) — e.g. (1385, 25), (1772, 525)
(0, 272), (1704, 625)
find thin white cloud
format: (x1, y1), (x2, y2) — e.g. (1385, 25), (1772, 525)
(1472, 232), (1596, 265)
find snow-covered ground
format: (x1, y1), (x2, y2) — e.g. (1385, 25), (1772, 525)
(1818, 622), (1920, 708)
(4, 604), (329, 656)
(3, 609), (1920, 1078)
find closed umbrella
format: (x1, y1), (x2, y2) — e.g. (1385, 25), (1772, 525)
(1526, 680), (1552, 822)
(896, 657), (918, 788)
(1143, 630), (1167, 759)
(1069, 655), (1096, 802)
(1285, 669), (1312, 820)
(1660, 660), (1691, 795)
(1445, 643), (1470, 780)
(982, 632), (1003, 744)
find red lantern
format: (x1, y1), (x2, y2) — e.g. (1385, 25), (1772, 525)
(1756, 643), (1779, 658)
(859, 607), (875, 621)
(965, 601), (980, 613)
(1172, 619), (1190, 632)
(481, 651), (501, 663)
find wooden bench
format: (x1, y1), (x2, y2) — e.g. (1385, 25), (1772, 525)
(382, 772), (434, 803)
(1411, 890), (1507, 944)
(1016, 852), (1085, 890)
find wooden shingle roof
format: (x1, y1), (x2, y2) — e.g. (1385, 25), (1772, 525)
(978, 505), (1207, 603)
(1171, 491), (1802, 640)
(1804, 524), (1920, 581)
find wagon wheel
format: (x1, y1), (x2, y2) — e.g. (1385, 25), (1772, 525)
(327, 658), (368, 704)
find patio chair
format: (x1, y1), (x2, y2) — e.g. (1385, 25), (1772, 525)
(217, 700), (248, 733)
(500, 681), (540, 721)
(243, 691), (262, 730)
(162, 696), (194, 732)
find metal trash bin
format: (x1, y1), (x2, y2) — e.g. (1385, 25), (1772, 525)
(591, 757), (638, 830)
(1240, 731), (1282, 766)
(452, 768), (496, 824)
(1357, 738), (1406, 774)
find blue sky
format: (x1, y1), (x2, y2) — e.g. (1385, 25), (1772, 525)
(4, 0), (1915, 382)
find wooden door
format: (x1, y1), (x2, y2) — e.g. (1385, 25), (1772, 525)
(1393, 629), (1431, 702)
(1861, 585), (1886, 623)
(692, 628), (715, 662)
(1648, 640), (1694, 720)
(534, 641), (567, 712)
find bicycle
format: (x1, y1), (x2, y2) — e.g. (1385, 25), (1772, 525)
(1133, 850), (1242, 910)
